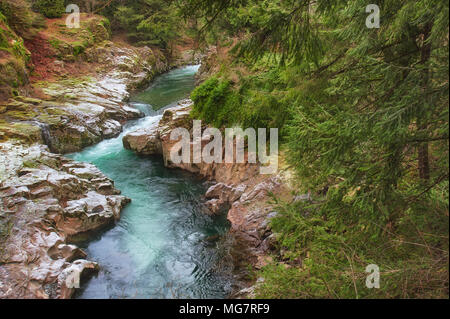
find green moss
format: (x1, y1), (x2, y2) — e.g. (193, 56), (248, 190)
(191, 69), (291, 133)
(45, 107), (68, 116)
(37, 114), (62, 126)
(58, 76), (94, 87)
(0, 26), (10, 48)
(35, 156), (60, 169)
(0, 0), (41, 39)
(0, 59), (28, 89)
(191, 77), (240, 127)
(4, 100), (31, 111)
(0, 122), (42, 143)
(0, 12), (30, 101)
(100, 18), (111, 30)
(14, 96), (43, 105)
(49, 39), (61, 50)
(48, 38), (73, 59)
(72, 44), (85, 57)
(22, 160), (40, 169)
(87, 19), (110, 43)
(6, 110), (38, 121)
(0, 17), (30, 61)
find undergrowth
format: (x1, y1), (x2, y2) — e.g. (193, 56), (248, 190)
(255, 183), (449, 299)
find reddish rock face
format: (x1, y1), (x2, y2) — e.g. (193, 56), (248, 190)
(1, 39), (171, 154)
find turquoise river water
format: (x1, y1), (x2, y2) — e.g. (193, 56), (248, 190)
(69, 65), (232, 299)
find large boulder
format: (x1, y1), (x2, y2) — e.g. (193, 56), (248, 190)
(0, 142), (130, 299)
(123, 122), (162, 156)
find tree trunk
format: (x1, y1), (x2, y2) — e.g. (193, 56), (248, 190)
(418, 23), (432, 181)
(418, 140), (430, 180)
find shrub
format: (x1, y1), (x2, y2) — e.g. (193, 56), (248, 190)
(0, 0), (43, 39)
(33, 0), (64, 19)
(191, 77), (239, 127)
(255, 190), (449, 299)
(191, 73), (290, 133)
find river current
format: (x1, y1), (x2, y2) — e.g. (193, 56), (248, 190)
(69, 65), (232, 299)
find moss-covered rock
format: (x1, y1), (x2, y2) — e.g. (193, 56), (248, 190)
(87, 18), (110, 43)
(14, 95), (42, 105)
(44, 15), (112, 62)
(0, 0), (43, 40)
(0, 12), (30, 101)
(0, 121), (42, 143)
(1, 21), (169, 153)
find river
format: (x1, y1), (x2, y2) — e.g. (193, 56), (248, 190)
(68, 65), (232, 299)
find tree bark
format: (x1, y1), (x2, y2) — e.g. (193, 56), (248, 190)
(418, 23), (432, 181)
(418, 140), (430, 180)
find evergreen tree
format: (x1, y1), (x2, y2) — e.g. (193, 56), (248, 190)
(33, 0), (65, 18)
(180, 0), (449, 297)
(104, 0), (179, 49)
(181, 0), (449, 228)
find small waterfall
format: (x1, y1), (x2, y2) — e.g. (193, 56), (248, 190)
(29, 121), (53, 151)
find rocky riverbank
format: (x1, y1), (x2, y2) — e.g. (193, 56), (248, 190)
(0, 142), (130, 298)
(0, 13), (199, 298)
(0, 52), (168, 298)
(1, 7), (280, 297)
(0, 40), (171, 154)
(123, 101), (294, 297)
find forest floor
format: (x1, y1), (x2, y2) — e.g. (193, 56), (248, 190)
(24, 32), (99, 83)
(23, 15), (108, 83)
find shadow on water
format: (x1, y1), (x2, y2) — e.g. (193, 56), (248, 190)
(131, 65), (201, 111)
(68, 65), (233, 299)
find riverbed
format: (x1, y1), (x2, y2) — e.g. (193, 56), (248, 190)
(69, 66), (232, 299)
